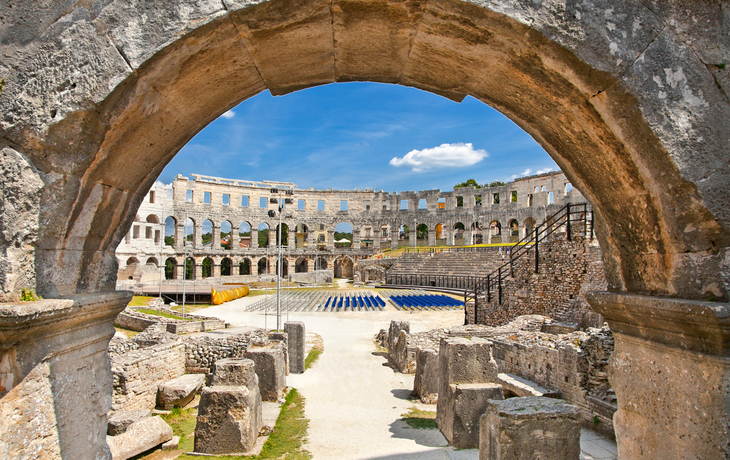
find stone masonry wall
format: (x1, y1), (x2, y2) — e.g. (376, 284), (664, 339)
(473, 235), (607, 328)
(385, 316), (616, 436)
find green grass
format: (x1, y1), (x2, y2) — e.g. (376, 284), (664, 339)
(136, 308), (192, 321)
(401, 407), (438, 429)
(305, 349), (323, 370)
(166, 388), (311, 460)
(128, 295), (155, 307)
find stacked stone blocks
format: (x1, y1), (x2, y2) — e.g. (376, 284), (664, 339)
(195, 358), (263, 454)
(436, 337), (504, 449)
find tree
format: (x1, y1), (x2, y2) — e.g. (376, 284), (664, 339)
(417, 224), (428, 240)
(185, 258), (193, 280)
(164, 236), (174, 246)
(202, 258), (212, 278)
(258, 229), (269, 247)
(201, 232), (212, 245)
(455, 178), (479, 188)
(165, 259), (175, 279)
(487, 180), (506, 187)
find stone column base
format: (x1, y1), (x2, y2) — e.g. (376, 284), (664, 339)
(587, 292), (730, 460)
(0, 291), (131, 460)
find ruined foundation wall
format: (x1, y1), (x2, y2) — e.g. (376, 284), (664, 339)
(388, 317), (616, 436)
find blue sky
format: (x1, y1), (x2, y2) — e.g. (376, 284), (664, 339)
(157, 82), (557, 193)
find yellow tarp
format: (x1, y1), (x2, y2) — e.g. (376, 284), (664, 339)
(211, 285), (249, 305)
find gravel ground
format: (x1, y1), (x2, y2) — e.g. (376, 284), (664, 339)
(199, 293), (477, 460)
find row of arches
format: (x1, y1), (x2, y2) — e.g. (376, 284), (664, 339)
(125, 255), (355, 280)
(139, 215), (547, 250)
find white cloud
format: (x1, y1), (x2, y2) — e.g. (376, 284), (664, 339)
(389, 143), (487, 172)
(153, 180), (172, 189)
(221, 110), (236, 119)
(536, 167), (554, 175)
(510, 168), (532, 180)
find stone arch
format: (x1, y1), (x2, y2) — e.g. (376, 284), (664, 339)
(145, 257), (158, 267)
(145, 214), (159, 224)
(185, 257), (195, 281)
(164, 257), (177, 280)
(334, 222), (353, 248)
(202, 219), (214, 248)
(315, 257), (328, 271)
(3, 2), (730, 457)
(220, 220), (232, 250)
(238, 221), (252, 248)
(453, 222), (465, 244)
(524, 217), (537, 240)
(295, 223), (309, 249)
(164, 216), (177, 247)
(471, 221), (483, 245)
(295, 257), (308, 273)
(202, 257), (213, 278)
(258, 222), (271, 248)
(334, 255), (354, 279)
(220, 257), (232, 276)
(508, 219), (520, 241)
(239, 258), (251, 275)
(257, 257), (268, 275)
(126, 257), (140, 266)
(276, 258), (289, 278)
(489, 220), (502, 244)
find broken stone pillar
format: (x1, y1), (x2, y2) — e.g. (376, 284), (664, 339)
(0, 292), (130, 460)
(194, 358), (262, 454)
(284, 321), (306, 374)
(244, 342), (287, 401)
(480, 397), (581, 460)
(588, 292), (730, 460)
(414, 347), (440, 403)
(387, 320), (409, 356)
(436, 337), (504, 449)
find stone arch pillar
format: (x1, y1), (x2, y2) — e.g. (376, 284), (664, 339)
(427, 223), (436, 247)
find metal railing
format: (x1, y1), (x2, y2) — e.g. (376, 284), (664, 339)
(384, 273), (487, 290)
(464, 203), (593, 324)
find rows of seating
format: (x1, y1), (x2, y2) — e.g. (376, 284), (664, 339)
(387, 251), (505, 278)
(378, 289), (464, 311)
(245, 289), (386, 313)
(390, 294), (464, 310)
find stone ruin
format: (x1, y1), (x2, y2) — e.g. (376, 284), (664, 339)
(104, 318), (305, 458)
(382, 315), (616, 438)
(1, 1), (729, 457)
(383, 318), (589, 457)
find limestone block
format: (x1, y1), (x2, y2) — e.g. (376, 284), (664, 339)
(210, 358), (258, 388)
(161, 436), (180, 451)
(285, 322), (306, 374)
(194, 385), (263, 454)
(157, 374), (205, 410)
(244, 344), (286, 402)
(414, 347), (439, 403)
(107, 409), (151, 436)
(438, 337), (499, 388)
(480, 397), (580, 460)
(107, 415), (174, 460)
(439, 383), (504, 449)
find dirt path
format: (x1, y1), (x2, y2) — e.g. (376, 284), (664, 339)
(200, 299), (477, 460)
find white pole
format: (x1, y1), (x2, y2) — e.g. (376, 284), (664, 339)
(287, 238), (290, 322)
(159, 221), (163, 316)
(182, 210), (187, 320)
(265, 241), (268, 331)
(277, 195), (282, 331)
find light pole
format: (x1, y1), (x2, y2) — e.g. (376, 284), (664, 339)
(269, 187), (294, 331)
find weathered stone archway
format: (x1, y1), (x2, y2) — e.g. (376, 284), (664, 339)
(1, 0), (729, 458)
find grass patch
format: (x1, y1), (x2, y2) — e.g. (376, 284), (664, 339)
(160, 406), (197, 452)
(305, 349), (322, 370)
(167, 304), (211, 314)
(305, 334), (324, 370)
(401, 407), (438, 429)
(136, 308), (192, 321)
(128, 295), (155, 307)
